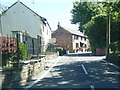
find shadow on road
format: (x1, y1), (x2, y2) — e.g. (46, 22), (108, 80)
(31, 55), (119, 88)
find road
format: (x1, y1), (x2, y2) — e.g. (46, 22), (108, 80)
(26, 52), (120, 89)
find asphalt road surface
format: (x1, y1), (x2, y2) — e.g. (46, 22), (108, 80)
(27, 52), (120, 89)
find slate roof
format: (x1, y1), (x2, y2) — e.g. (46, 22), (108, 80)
(58, 26), (87, 38)
(2, 1), (51, 30)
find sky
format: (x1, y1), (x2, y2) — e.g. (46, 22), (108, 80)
(0, 0), (80, 31)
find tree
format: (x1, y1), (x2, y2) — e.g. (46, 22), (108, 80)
(84, 14), (107, 53)
(71, 2), (104, 32)
(71, 1), (120, 54)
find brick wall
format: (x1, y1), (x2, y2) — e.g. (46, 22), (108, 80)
(52, 27), (73, 52)
(96, 48), (107, 55)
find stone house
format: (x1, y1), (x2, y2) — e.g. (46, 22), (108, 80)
(0, 1), (51, 52)
(52, 24), (89, 53)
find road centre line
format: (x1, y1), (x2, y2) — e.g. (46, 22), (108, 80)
(90, 85), (95, 90)
(81, 64), (88, 75)
(24, 57), (61, 89)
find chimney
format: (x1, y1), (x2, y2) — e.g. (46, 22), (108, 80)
(57, 22), (60, 29)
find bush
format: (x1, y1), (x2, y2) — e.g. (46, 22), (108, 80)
(109, 41), (120, 54)
(19, 42), (28, 60)
(56, 47), (63, 52)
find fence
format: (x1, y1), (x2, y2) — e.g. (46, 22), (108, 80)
(0, 32), (42, 68)
(1, 35), (17, 67)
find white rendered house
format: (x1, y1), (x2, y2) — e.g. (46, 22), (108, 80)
(1, 1), (51, 51)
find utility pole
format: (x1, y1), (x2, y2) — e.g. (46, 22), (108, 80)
(106, 5), (111, 56)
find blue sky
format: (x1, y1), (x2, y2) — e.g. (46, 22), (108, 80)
(0, 0), (79, 31)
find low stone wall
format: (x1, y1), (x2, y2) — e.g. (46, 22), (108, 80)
(0, 53), (59, 89)
(0, 59), (45, 88)
(106, 53), (120, 67)
(44, 52), (59, 60)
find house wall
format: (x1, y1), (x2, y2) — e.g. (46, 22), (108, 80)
(72, 35), (89, 52)
(52, 26), (90, 53)
(41, 23), (51, 51)
(1, 2), (42, 38)
(1, 2), (51, 52)
(52, 27), (73, 52)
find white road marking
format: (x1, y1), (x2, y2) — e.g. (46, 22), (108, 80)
(81, 64), (88, 75)
(90, 85), (95, 90)
(24, 57), (61, 89)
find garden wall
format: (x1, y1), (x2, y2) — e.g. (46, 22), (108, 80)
(0, 59), (45, 89)
(0, 53), (59, 89)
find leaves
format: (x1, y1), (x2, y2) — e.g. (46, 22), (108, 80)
(71, 1), (120, 53)
(19, 42), (28, 60)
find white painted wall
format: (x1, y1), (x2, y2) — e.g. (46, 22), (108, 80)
(72, 35), (89, 51)
(42, 23), (51, 51)
(1, 1), (51, 51)
(1, 2), (42, 38)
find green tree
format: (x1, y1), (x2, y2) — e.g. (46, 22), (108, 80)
(71, 2), (104, 32)
(84, 14), (107, 53)
(71, 1), (120, 54)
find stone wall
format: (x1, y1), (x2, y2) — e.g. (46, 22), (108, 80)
(0, 59), (45, 89)
(106, 53), (120, 67)
(0, 53), (58, 90)
(0, 53), (58, 89)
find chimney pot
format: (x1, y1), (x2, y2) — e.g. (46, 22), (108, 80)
(58, 22), (60, 29)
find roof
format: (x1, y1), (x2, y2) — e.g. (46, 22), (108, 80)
(2, 1), (51, 30)
(58, 26), (87, 38)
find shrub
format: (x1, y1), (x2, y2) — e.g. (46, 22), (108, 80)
(18, 42), (28, 60)
(56, 47), (63, 52)
(109, 41), (120, 54)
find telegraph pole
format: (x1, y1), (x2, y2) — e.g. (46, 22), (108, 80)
(106, 5), (111, 56)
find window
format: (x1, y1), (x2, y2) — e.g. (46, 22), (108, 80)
(74, 35), (79, 40)
(76, 43), (79, 48)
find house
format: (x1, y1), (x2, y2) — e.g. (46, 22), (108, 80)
(52, 23), (90, 53)
(0, 1), (51, 52)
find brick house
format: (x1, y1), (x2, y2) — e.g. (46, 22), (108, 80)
(52, 24), (89, 53)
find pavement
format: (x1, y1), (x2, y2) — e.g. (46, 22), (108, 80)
(23, 56), (61, 88)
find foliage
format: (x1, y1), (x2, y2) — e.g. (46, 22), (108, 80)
(19, 42), (28, 60)
(109, 41), (120, 54)
(56, 47), (63, 52)
(71, 2), (104, 32)
(1, 36), (17, 67)
(84, 14), (107, 52)
(71, 1), (120, 53)
(102, 2), (120, 22)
